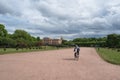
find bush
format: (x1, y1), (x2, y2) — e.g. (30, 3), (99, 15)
(4, 48), (6, 51)
(16, 48), (19, 50)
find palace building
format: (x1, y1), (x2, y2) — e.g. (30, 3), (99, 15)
(43, 37), (63, 45)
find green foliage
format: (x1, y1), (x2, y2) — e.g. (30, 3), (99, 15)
(106, 34), (120, 48)
(0, 24), (8, 37)
(72, 37), (107, 47)
(0, 24), (9, 47)
(12, 29), (32, 40)
(37, 37), (40, 41)
(0, 24), (42, 48)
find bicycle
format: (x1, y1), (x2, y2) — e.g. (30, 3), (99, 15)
(74, 52), (79, 61)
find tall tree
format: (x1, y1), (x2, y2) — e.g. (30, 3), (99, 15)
(12, 29), (33, 48)
(0, 24), (9, 47)
(107, 34), (119, 48)
(12, 30), (32, 40)
(0, 24), (8, 37)
(36, 37), (40, 41)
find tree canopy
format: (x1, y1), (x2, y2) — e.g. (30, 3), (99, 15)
(0, 24), (41, 48)
(0, 24), (8, 37)
(107, 34), (120, 48)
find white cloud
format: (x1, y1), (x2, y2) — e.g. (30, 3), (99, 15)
(0, 0), (120, 40)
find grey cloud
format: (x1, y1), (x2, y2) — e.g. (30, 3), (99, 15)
(37, 6), (70, 20)
(0, 3), (12, 15)
(0, 1), (22, 16)
(0, 0), (120, 40)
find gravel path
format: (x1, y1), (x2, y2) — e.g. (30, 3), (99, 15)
(0, 47), (120, 80)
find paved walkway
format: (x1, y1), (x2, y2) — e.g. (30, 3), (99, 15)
(0, 48), (120, 80)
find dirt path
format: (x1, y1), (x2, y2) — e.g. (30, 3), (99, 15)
(0, 47), (120, 80)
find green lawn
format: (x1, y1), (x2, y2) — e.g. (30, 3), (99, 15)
(0, 46), (58, 55)
(96, 48), (120, 65)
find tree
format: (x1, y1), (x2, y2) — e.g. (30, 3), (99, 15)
(0, 24), (8, 37)
(12, 29), (34, 48)
(0, 24), (8, 47)
(106, 34), (120, 48)
(72, 37), (107, 47)
(12, 30), (32, 40)
(36, 37), (41, 41)
(62, 39), (68, 45)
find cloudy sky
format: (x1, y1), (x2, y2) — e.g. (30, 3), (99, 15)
(0, 0), (120, 40)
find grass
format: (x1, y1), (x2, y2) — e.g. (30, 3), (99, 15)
(0, 46), (59, 55)
(96, 48), (120, 65)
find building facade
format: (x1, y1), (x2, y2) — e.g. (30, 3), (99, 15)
(43, 37), (63, 45)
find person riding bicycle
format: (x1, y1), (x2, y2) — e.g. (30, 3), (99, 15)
(74, 45), (80, 58)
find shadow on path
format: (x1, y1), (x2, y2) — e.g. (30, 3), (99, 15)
(63, 58), (75, 61)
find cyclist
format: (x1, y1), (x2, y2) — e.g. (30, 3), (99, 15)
(74, 45), (80, 58)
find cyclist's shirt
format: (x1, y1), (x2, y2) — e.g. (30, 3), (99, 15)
(74, 47), (80, 53)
